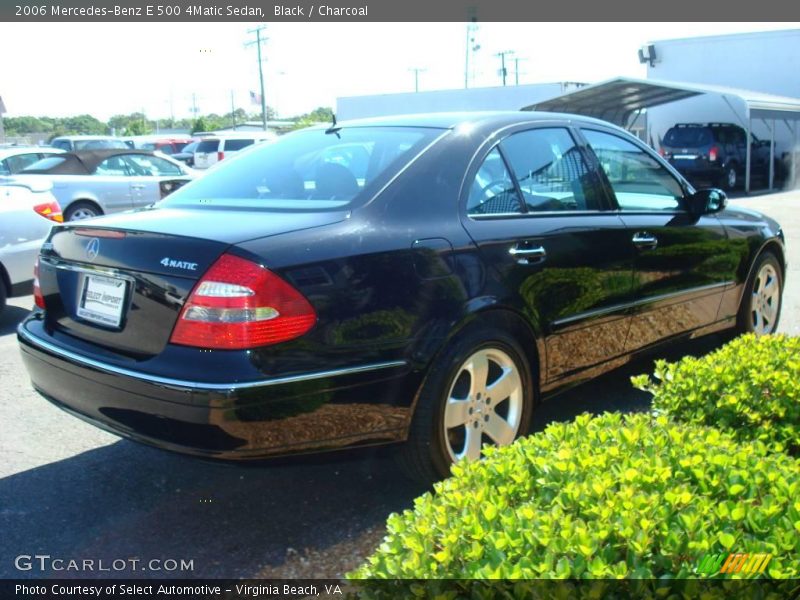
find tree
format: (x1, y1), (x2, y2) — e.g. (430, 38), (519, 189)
(191, 117), (209, 135)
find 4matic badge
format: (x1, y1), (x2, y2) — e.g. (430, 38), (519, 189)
(160, 258), (198, 271)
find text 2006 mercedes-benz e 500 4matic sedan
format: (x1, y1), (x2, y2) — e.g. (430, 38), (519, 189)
(18, 112), (785, 482)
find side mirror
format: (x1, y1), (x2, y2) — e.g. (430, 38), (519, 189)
(686, 188), (727, 216)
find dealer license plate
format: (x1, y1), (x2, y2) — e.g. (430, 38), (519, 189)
(77, 273), (127, 328)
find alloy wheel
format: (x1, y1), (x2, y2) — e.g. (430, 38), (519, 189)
(69, 207), (98, 221)
(442, 347), (523, 462)
(727, 167), (737, 190)
(751, 263), (780, 335)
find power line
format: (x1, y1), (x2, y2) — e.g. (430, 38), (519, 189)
(245, 25), (269, 131)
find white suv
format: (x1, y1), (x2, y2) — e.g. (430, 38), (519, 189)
(193, 132), (277, 169)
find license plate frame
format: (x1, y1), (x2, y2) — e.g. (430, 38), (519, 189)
(76, 272), (129, 329)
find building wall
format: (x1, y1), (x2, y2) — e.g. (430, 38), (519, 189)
(337, 83), (582, 120)
(646, 29), (800, 156)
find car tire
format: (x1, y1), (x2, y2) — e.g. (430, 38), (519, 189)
(64, 202), (101, 222)
(722, 165), (738, 191)
(396, 325), (535, 483)
(736, 251), (783, 336)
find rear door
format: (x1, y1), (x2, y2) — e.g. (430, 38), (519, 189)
(460, 124), (635, 382)
(579, 127), (730, 351)
(194, 139), (220, 169)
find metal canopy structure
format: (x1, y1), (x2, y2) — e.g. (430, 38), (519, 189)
(524, 77), (800, 192)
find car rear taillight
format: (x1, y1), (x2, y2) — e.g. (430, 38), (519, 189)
(170, 253), (317, 350)
(33, 256), (45, 309)
(709, 145), (719, 162)
(217, 151), (224, 161)
(33, 201), (63, 223)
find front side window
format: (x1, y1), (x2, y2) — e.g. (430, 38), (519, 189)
(165, 126), (441, 209)
(123, 154), (182, 176)
(500, 128), (603, 212)
(582, 129), (684, 211)
(467, 148), (522, 216)
(95, 156), (131, 176)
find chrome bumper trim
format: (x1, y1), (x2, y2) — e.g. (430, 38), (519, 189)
(17, 323), (407, 393)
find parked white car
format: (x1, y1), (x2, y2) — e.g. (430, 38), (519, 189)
(193, 132), (277, 169)
(21, 149), (195, 221)
(0, 176), (62, 311)
(0, 146), (64, 175)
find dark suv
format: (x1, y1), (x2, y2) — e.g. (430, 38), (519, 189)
(660, 123), (771, 190)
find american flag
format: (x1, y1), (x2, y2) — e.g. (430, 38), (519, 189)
(249, 91), (262, 105)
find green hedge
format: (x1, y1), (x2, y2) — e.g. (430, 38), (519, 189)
(350, 413), (800, 583)
(632, 334), (800, 455)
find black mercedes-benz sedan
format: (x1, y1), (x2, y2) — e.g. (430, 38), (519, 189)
(18, 112), (785, 482)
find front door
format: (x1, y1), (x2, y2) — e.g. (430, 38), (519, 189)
(579, 127), (731, 352)
(460, 125), (635, 383)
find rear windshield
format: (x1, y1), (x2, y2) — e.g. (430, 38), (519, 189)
(663, 127), (713, 148)
(164, 126), (442, 210)
(196, 140), (220, 152)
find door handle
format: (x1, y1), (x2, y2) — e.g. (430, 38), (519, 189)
(632, 232), (658, 249)
(509, 244), (546, 265)
(130, 184), (146, 190)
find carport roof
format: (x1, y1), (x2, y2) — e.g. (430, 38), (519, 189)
(523, 77), (800, 126)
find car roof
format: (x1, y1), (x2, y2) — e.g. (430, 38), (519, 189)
(50, 135), (121, 141)
(22, 149), (164, 175)
(321, 111), (623, 132)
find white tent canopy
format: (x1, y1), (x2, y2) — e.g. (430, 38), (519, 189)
(524, 77), (800, 191)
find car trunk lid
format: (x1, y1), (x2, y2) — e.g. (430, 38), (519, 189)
(37, 206), (347, 357)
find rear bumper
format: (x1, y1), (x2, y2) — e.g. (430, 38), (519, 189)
(18, 317), (415, 459)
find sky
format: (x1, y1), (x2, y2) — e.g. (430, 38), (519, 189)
(0, 22), (798, 121)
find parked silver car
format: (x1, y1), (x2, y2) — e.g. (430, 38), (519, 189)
(0, 176), (62, 311)
(21, 149), (195, 221)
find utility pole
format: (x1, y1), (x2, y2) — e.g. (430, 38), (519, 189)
(190, 93), (199, 119)
(245, 25), (269, 131)
(409, 68), (426, 93)
(495, 50), (514, 86)
(464, 19), (479, 89)
(230, 90), (236, 130)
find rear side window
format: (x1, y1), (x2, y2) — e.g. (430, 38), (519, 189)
(223, 139), (253, 152)
(467, 148), (521, 216)
(165, 126), (441, 209)
(663, 127), (712, 147)
(196, 140), (220, 153)
(500, 128), (603, 212)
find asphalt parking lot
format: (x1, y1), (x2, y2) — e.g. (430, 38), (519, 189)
(1, 189), (798, 579)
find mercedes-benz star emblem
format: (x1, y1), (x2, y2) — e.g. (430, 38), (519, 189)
(85, 238), (100, 262)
